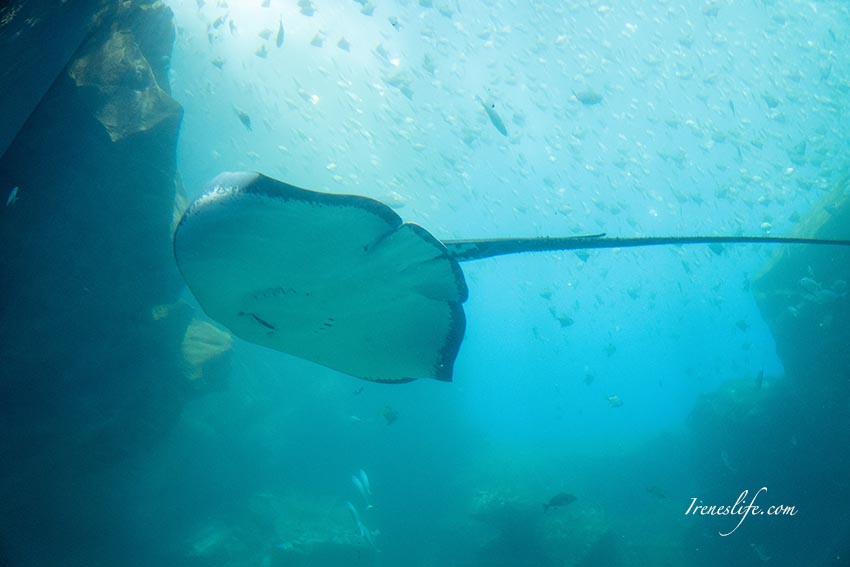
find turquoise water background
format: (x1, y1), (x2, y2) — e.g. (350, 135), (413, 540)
(157, 1), (849, 564)
(1, 1), (849, 565)
(168, 0), (840, 438)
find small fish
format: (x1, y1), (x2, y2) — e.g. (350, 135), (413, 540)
(255, 44), (268, 58)
(352, 474), (373, 509)
(812, 287), (843, 304)
(352, 475), (365, 496)
(358, 469), (372, 498)
(755, 369), (764, 390)
(234, 107), (252, 131)
(606, 395), (623, 408)
(572, 89), (603, 105)
(298, 0), (316, 16)
(276, 18), (285, 47)
(382, 405), (398, 425)
(762, 93), (780, 109)
(6, 186), (19, 206)
(543, 492), (576, 512)
(646, 485), (667, 499)
(799, 276), (820, 293)
(751, 543), (771, 562)
(720, 449), (738, 473)
(345, 501), (377, 549)
(345, 500), (361, 524)
(476, 95), (508, 136)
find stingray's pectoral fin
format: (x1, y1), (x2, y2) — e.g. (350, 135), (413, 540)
(360, 222), (468, 381)
(173, 172), (468, 383)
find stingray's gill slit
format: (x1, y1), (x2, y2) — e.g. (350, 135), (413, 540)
(239, 311), (276, 331)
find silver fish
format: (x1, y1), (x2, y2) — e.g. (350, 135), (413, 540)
(358, 469), (372, 497)
(720, 449), (738, 473)
(572, 89), (603, 105)
(345, 501), (377, 548)
(799, 276), (820, 293)
(476, 96), (508, 136)
(352, 474), (373, 509)
(234, 107), (252, 131)
(345, 500), (361, 524)
(6, 186), (18, 206)
(750, 543), (771, 562)
(276, 19), (285, 47)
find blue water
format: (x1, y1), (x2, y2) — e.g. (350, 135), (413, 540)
(2, 0), (850, 565)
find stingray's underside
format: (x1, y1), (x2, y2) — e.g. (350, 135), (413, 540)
(174, 171), (850, 383)
(174, 172), (467, 383)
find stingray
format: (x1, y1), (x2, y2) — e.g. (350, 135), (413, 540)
(173, 171), (850, 383)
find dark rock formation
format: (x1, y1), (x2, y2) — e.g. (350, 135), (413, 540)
(0, 2), (230, 565)
(0, 0), (109, 156)
(752, 174), (850, 391)
(685, 187), (850, 565)
(68, 5), (182, 142)
(0, 0), (184, 456)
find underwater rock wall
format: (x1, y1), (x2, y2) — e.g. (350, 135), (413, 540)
(0, 2), (229, 564)
(752, 173), (850, 390)
(0, 0), (109, 157)
(684, 177), (850, 565)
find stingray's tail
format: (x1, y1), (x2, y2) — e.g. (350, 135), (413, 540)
(443, 234), (850, 262)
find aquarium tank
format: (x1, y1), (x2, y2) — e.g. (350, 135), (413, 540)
(1, 0), (849, 565)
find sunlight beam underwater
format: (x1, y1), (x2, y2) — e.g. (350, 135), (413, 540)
(173, 171), (850, 383)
